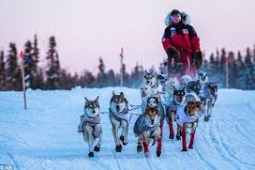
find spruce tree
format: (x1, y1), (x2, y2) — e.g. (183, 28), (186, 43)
(0, 50), (6, 90)
(6, 43), (22, 90)
(46, 36), (61, 89)
(31, 34), (41, 89)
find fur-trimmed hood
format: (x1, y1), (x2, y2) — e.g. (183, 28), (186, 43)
(164, 12), (191, 26)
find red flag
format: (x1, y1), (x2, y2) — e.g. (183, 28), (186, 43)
(20, 51), (24, 60)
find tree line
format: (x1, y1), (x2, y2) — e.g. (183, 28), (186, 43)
(0, 35), (254, 90)
(200, 47), (255, 89)
(0, 35), (144, 91)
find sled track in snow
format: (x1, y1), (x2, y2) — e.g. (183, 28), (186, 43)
(212, 105), (255, 168)
(195, 123), (217, 170)
(6, 152), (21, 170)
(212, 118), (244, 170)
(113, 152), (122, 170)
(247, 102), (255, 116)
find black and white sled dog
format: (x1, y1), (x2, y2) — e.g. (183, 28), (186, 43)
(198, 71), (218, 121)
(109, 92), (131, 152)
(201, 82), (218, 121)
(78, 97), (102, 157)
(185, 80), (201, 102)
(166, 87), (186, 139)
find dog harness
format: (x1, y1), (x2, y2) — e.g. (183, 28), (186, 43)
(185, 92), (201, 102)
(134, 114), (160, 136)
(109, 108), (131, 123)
(78, 114), (101, 138)
(176, 104), (201, 127)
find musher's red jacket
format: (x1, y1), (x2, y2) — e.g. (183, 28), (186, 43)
(162, 22), (200, 64)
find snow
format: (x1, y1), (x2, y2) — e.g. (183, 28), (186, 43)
(0, 87), (255, 170)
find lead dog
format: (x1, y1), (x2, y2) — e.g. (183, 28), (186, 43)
(134, 106), (161, 157)
(109, 92), (131, 152)
(78, 97), (102, 157)
(139, 93), (165, 157)
(176, 101), (202, 151)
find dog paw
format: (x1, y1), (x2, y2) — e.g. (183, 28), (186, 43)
(176, 134), (181, 140)
(181, 149), (188, 152)
(169, 134), (174, 139)
(120, 135), (125, 142)
(115, 145), (122, 152)
(120, 135), (128, 145)
(156, 149), (161, 157)
(88, 152), (94, 157)
(204, 116), (209, 122)
(144, 152), (151, 158)
(188, 145), (193, 149)
(94, 145), (100, 152)
(137, 144), (143, 153)
(78, 130), (84, 133)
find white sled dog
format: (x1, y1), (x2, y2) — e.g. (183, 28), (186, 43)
(140, 84), (155, 111)
(109, 92), (131, 152)
(78, 96), (102, 157)
(143, 70), (159, 89)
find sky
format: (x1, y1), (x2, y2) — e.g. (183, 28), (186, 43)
(0, 0), (254, 74)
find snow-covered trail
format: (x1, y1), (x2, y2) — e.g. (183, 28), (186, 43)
(0, 88), (255, 170)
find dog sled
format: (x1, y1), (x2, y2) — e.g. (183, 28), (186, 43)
(166, 59), (197, 80)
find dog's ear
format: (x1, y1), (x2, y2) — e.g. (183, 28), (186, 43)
(173, 86), (177, 91)
(95, 96), (99, 102)
(120, 92), (124, 97)
(84, 97), (89, 102)
(144, 70), (148, 75)
(155, 92), (161, 99)
(112, 91), (115, 96)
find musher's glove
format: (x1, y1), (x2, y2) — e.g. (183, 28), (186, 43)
(166, 46), (181, 62)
